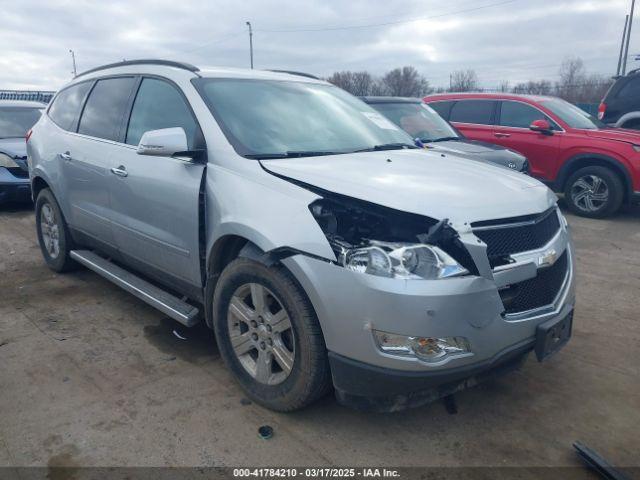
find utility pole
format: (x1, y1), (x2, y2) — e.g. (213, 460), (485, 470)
(246, 21), (254, 69)
(622, 0), (636, 75)
(617, 15), (629, 76)
(69, 49), (77, 76)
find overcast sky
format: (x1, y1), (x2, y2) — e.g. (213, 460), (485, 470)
(0, 0), (636, 91)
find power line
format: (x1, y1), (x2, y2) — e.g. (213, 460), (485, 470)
(255, 0), (520, 33)
(179, 31), (244, 54)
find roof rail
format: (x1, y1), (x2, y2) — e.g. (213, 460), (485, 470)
(75, 59), (200, 79)
(267, 69), (320, 80)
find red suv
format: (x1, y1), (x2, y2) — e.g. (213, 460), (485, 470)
(424, 93), (640, 218)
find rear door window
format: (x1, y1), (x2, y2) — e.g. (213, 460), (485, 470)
(617, 77), (640, 98)
(449, 100), (496, 125)
(498, 101), (559, 129)
(48, 82), (92, 131)
(125, 78), (198, 149)
(78, 77), (137, 141)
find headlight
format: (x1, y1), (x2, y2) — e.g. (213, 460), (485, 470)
(0, 153), (20, 168)
(373, 330), (472, 363)
(338, 242), (468, 280)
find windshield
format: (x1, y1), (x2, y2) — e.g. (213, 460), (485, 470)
(368, 102), (460, 142)
(539, 99), (605, 130)
(195, 79), (416, 158)
(0, 107), (43, 138)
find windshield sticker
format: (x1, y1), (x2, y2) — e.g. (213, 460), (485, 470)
(361, 112), (400, 130)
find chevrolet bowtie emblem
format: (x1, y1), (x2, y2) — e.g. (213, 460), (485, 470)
(538, 249), (558, 267)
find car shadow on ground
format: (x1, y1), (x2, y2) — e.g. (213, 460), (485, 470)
(0, 201), (33, 213)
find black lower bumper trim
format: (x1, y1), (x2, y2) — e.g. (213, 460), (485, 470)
(329, 340), (534, 412)
(0, 183), (32, 203)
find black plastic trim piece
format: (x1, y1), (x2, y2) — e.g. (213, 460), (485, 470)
(267, 69), (319, 79)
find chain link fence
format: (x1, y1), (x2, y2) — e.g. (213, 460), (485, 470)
(0, 90), (55, 103)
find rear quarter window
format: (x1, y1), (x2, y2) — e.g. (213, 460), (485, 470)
(48, 82), (92, 131)
(449, 100), (496, 125)
(78, 77), (137, 141)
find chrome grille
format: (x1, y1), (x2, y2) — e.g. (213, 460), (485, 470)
(472, 208), (561, 266)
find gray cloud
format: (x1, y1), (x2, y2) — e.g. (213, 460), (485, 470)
(0, 0), (634, 91)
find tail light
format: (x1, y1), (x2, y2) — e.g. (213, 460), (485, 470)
(597, 102), (606, 120)
(25, 129), (33, 142)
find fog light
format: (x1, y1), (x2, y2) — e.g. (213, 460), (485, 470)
(373, 330), (471, 363)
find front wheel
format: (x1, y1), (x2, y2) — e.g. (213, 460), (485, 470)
(564, 166), (624, 218)
(212, 258), (331, 411)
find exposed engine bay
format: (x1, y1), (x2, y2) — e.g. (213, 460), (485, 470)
(309, 195), (479, 278)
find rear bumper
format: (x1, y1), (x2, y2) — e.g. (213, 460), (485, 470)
(329, 339), (533, 412)
(0, 167), (31, 203)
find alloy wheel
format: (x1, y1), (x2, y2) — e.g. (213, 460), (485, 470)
(40, 203), (60, 259)
(226, 283), (295, 385)
(570, 174), (609, 213)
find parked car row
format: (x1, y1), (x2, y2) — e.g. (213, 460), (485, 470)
(26, 60), (575, 412)
(424, 93), (640, 218)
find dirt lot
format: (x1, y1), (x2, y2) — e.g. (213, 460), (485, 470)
(0, 202), (639, 475)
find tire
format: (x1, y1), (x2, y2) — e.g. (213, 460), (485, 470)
(35, 188), (77, 272)
(212, 258), (331, 411)
(564, 166), (624, 218)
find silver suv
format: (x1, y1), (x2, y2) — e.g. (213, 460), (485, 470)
(28, 60), (576, 412)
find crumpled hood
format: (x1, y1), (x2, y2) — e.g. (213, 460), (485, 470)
(584, 128), (640, 144)
(262, 149), (555, 224)
(0, 138), (27, 158)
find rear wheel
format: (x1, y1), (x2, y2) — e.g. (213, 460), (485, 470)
(35, 188), (77, 272)
(212, 258), (331, 411)
(564, 166), (624, 218)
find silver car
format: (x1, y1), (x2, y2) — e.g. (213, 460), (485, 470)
(27, 60), (575, 412)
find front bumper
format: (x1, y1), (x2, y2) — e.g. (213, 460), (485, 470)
(329, 339), (533, 412)
(0, 167), (31, 203)
(282, 219), (575, 410)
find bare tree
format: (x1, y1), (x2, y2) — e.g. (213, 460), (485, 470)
(449, 70), (479, 92)
(512, 80), (553, 95)
(350, 71), (375, 96)
(326, 71), (356, 94)
(498, 80), (511, 92)
(554, 56), (612, 104)
(379, 66), (432, 97)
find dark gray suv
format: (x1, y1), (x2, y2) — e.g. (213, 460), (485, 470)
(362, 97), (528, 173)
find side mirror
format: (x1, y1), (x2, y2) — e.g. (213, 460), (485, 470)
(137, 128), (189, 157)
(530, 119), (553, 135)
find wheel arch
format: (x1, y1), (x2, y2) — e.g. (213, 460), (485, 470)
(31, 175), (50, 202)
(556, 153), (633, 203)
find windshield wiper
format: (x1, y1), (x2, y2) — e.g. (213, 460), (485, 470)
(245, 150), (339, 160)
(428, 136), (460, 143)
(354, 142), (418, 153)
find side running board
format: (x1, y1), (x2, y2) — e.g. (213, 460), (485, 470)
(70, 250), (200, 327)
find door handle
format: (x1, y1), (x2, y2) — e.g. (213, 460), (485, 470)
(110, 166), (128, 177)
(494, 133), (511, 138)
(60, 151), (72, 161)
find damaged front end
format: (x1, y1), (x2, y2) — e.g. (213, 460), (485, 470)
(308, 194), (479, 280)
